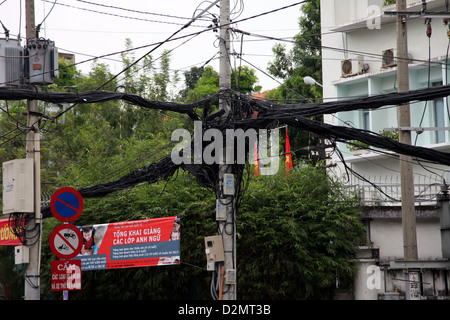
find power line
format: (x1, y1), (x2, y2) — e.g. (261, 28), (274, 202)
(238, 55), (307, 100)
(73, 0), (207, 22)
(231, 1), (309, 26)
(233, 28), (448, 68)
(36, 0), (57, 35)
(40, 0), (208, 28)
(2, 84), (450, 163)
(1, 1), (309, 88)
(1, 83), (449, 123)
(0, 22), (218, 87)
(0, 83), (441, 221)
(52, 0), (221, 120)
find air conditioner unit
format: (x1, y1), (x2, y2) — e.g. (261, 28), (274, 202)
(341, 56), (369, 77)
(358, 55), (370, 74)
(341, 59), (353, 76)
(382, 48), (396, 68)
(382, 48), (413, 68)
(0, 38), (24, 87)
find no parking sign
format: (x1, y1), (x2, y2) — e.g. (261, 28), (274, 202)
(50, 187), (84, 222)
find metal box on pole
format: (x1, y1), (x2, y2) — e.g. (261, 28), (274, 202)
(15, 246), (29, 265)
(2, 159), (34, 214)
(0, 38), (24, 87)
(25, 38), (58, 85)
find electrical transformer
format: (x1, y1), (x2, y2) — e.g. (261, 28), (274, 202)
(25, 38), (58, 85)
(0, 38), (24, 87)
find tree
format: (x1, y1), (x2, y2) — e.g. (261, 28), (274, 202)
(185, 65), (262, 102)
(267, 0), (321, 102)
(186, 66), (219, 103)
(237, 163), (365, 299)
(178, 66), (205, 101)
(53, 56), (82, 88)
(267, 0), (323, 162)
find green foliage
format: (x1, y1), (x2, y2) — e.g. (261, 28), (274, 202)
(53, 57), (82, 88)
(186, 66), (219, 102)
(237, 164), (365, 299)
(185, 65), (261, 102)
(179, 67), (205, 101)
(0, 246), (25, 300)
(348, 130), (399, 151)
(267, 0), (322, 102)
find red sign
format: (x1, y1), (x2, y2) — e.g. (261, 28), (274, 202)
(50, 224), (83, 260)
(50, 187), (84, 222)
(0, 218), (22, 246)
(73, 216), (180, 271)
(51, 260), (82, 292)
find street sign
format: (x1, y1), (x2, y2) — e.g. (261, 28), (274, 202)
(408, 271), (421, 300)
(49, 224), (83, 260)
(51, 259), (82, 292)
(50, 187), (84, 222)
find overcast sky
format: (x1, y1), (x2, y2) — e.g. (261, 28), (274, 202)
(0, 0), (303, 92)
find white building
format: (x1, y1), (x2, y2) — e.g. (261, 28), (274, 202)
(320, 0), (450, 299)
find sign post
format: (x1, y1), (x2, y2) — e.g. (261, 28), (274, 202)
(50, 187), (84, 298)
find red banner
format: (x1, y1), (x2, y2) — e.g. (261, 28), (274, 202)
(73, 216), (180, 270)
(0, 218), (22, 246)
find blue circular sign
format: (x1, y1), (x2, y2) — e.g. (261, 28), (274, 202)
(50, 187), (84, 222)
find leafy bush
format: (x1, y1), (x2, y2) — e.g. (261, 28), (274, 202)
(237, 164), (365, 299)
(40, 163), (365, 300)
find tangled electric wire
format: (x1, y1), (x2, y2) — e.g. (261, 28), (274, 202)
(1, 84), (450, 221)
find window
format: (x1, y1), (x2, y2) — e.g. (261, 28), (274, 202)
(363, 110), (370, 131)
(433, 81), (445, 143)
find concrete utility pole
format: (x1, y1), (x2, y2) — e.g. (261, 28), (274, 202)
(396, 0), (418, 261)
(218, 0), (236, 300)
(25, 0), (42, 300)
(437, 186), (450, 259)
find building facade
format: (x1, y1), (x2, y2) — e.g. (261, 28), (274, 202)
(320, 0), (450, 299)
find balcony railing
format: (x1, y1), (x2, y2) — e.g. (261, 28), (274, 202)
(343, 174), (443, 206)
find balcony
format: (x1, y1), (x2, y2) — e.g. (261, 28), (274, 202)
(343, 173), (443, 206)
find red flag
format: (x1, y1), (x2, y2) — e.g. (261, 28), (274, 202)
(285, 128), (293, 173)
(254, 142), (260, 176)
(253, 111), (260, 176)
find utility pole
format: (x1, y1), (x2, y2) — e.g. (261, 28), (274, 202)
(396, 0), (418, 262)
(25, 0), (42, 300)
(218, 0), (236, 300)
